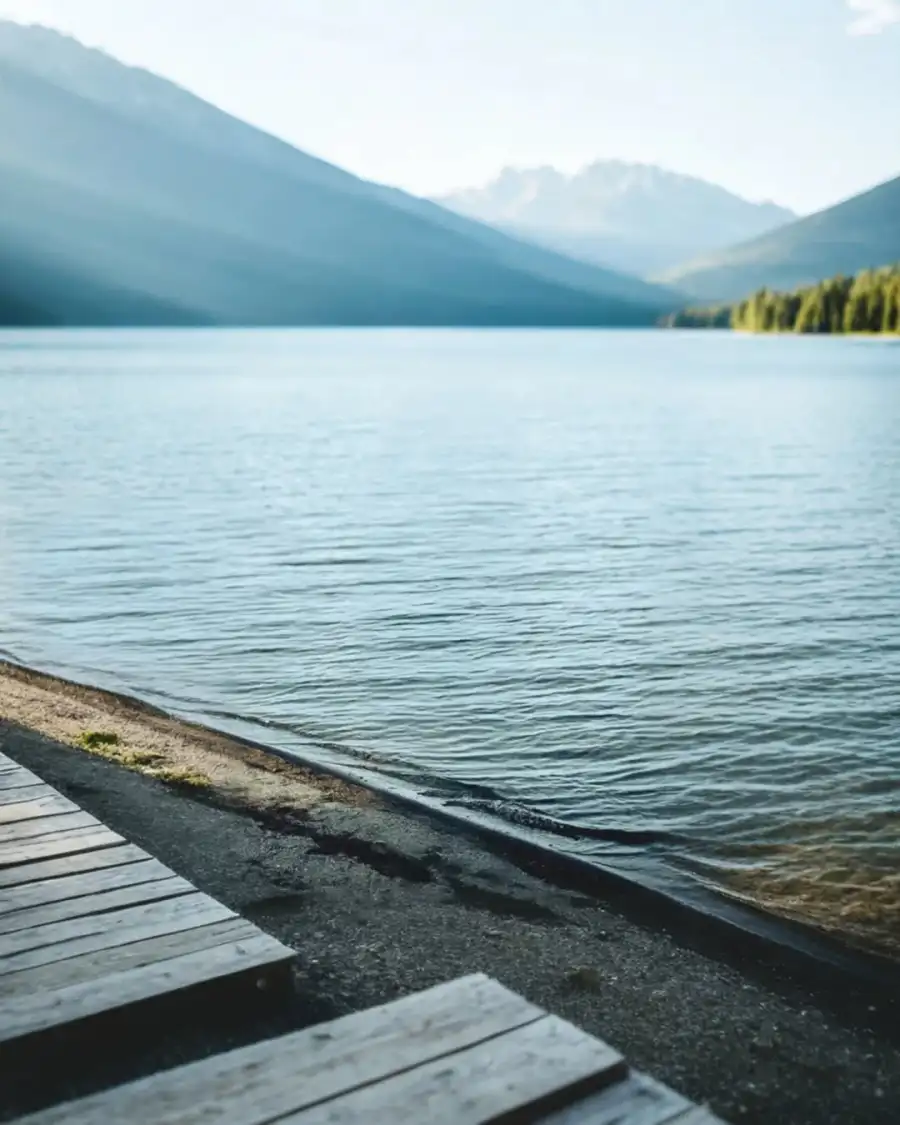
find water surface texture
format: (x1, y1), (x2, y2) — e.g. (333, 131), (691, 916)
(2, 330), (898, 953)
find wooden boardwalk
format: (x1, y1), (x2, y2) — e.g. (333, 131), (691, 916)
(0, 750), (294, 1055)
(1, 748), (727, 1123)
(16, 974), (726, 1124)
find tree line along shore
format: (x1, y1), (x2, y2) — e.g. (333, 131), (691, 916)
(666, 263), (900, 334)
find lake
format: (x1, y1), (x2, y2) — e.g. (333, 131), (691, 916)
(2, 328), (898, 956)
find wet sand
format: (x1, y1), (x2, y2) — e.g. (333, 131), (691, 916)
(1, 663), (900, 1125)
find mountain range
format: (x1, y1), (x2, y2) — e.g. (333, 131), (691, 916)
(1, 21), (897, 324)
(436, 163), (796, 278)
(0, 21), (677, 328)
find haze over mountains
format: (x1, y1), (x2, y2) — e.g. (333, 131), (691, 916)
(0, 21), (678, 328)
(1, 21), (896, 324)
(437, 163), (796, 279)
(439, 160), (900, 305)
(661, 174), (900, 302)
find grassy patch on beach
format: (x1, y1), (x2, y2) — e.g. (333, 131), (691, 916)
(78, 729), (121, 751)
(146, 765), (211, 788)
(76, 729), (210, 788)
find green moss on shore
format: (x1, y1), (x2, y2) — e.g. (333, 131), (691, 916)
(77, 728), (210, 788)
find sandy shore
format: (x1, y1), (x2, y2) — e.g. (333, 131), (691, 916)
(0, 660), (367, 813)
(2, 664), (900, 1125)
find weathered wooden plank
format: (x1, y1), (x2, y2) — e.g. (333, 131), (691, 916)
(0, 811), (97, 845)
(0, 753), (39, 778)
(0, 843), (144, 888)
(0, 814), (96, 848)
(535, 1072), (694, 1124)
(0, 857), (173, 916)
(0, 893), (235, 973)
(0, 795), (80, 826)
(286, 1015), (626, 1125)
(0, 755), (297, 1064)
(0, 932), (294, 1047)
(0, 768), (45, 792)
(0, 784), (57, 807)
(0, 825), (123, 869)
(0, 918), (261, 999)
(0, 875), (194, 936)
(11, 975), (542, 1125)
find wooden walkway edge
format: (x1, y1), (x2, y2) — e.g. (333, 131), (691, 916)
(0, 749), (295, 1056)
(15, 974), (727, 1124)
(0, 747), (728, 1124)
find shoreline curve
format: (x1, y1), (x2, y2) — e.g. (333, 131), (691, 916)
(1, 655), (898, 1004)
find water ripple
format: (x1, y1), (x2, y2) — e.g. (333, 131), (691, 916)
(2, 328), (899, 955)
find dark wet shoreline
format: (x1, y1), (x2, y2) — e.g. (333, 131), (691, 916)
(2, 666), (900, 1123)
(2, 657), (898, 1004)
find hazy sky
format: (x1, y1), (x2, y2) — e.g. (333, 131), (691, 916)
(1, 1), (898, 213)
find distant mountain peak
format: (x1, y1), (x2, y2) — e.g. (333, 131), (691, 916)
(435, 162), (796, 279)
(438, 160), (795, 234)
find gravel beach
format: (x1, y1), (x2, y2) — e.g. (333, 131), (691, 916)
(1, 664), (898, 1125)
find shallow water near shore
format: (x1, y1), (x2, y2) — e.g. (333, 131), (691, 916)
(2, 328), (898, 957)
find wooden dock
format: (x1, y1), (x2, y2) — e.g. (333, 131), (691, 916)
(1, 746), (727, 1123)
(15, 974), (725, 1124)
(0, 749), (294, 1056)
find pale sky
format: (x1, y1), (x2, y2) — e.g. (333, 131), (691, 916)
(1, 1), (898, 214)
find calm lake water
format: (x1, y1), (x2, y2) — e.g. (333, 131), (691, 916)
(2, 329), (898, 954)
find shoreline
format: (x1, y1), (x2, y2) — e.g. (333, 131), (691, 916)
(1, 658), (898, 998)
(2, 664), (900, 1123)
(1, 658), (897, 993)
